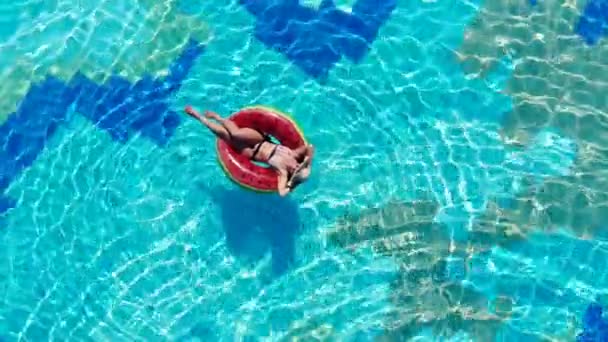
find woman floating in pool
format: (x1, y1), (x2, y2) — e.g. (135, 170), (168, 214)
(185, 106), (314, 196)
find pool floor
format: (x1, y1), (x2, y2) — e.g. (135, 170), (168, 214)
(1, 0), (608, 340)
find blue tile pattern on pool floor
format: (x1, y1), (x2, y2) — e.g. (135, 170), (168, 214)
(240, 0), (396, 80)
(577, 302), (608, 341)
(0, 40), (204, 215)
(575, 0), (608, 45)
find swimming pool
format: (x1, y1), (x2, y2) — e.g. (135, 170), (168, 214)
(1, 0), (607, 340)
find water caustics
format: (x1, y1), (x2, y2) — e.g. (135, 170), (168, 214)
(1, 0), (607, 340)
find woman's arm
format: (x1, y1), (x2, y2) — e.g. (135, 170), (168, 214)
(277, 170), (291, 197)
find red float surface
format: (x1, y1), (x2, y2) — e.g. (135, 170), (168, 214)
(217, 107), (306, 192)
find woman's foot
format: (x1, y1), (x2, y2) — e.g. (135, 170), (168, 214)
(204, 111), (222, 121)
(185, 107), (223, 126)
(184, 105), (202, 120)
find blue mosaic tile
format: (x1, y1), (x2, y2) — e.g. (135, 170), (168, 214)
(240, 0), (396, 80)
(0, 195), (15, 219)
(577, 302), (608, 341)
(575, 0), (608, 45)
(0, 39), (204, 215)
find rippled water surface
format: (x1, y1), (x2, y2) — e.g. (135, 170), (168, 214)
(1, 0), (608, 340)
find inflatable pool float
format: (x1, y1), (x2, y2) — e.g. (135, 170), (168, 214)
(217, 106), (307, 192)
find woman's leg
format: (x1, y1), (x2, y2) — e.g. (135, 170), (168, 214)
(205, 111), (265, 146)
(185, 106), (264, 146)
(185, 107), (231, 141)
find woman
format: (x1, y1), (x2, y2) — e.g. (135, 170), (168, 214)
(185, 106), (314, 196)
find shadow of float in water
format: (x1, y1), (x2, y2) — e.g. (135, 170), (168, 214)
(208, 186), (301, 276)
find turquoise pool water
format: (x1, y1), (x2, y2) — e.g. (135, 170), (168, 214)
(1, 0), (608, 340)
